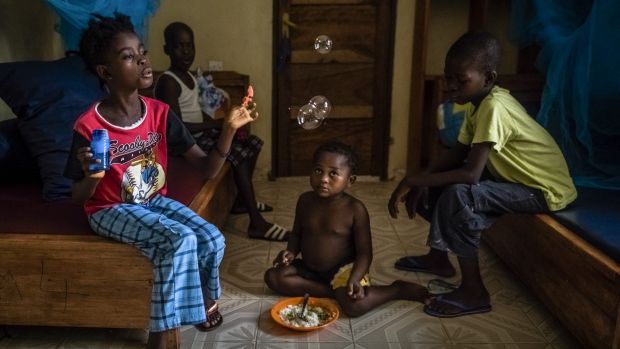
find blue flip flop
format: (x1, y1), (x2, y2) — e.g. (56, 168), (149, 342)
(423, 295), (491, 318)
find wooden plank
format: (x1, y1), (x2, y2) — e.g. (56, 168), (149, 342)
(614, 296), (620, 349)
(292, 49), (373, 64)
(484, 214), (620, 349)
(292, 0), (374, 5)
(289, 105), (373, 119)
(274, 0), (291, 177)
(407, 0), (430, 174)
(168, 328), (180, 349)
(0, 234), (151, 328)
(288, 64), (373, 106)
(289, 3), (377, 64)
(288, 118), (372, 174)
(201, 163), (237, 228)
(289, 0), (376, 63)
(371, 0), (396, 179)
(468, 0), (489, 31)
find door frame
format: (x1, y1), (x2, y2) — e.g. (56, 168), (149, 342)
(271, 0), (396, 179)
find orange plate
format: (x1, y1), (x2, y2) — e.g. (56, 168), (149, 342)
(271, 297), (340, 331)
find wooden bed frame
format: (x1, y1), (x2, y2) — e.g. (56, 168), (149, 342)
(484, 214), (620, 349)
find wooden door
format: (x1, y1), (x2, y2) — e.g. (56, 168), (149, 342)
(273, 0), (396, 178)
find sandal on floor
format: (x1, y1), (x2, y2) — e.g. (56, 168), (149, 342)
(194, 302), (223, 332)
(423, 295), (491, 318)
(250, 223), (289, 242)
(230, 201), (274, 214)
(256, 201), (274, 212)
(394, 256), (456, 277)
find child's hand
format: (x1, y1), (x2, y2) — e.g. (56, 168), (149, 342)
(404, 186), (428, 219)
(212, 96), (230, 120)
(273, 249), (294, 268)
(347, 280), (366, 300)
(77, 146), (105, 179)
(388, 178), (411, 218)
(242, 85), (255, 109)
(224, 105), (257, 130)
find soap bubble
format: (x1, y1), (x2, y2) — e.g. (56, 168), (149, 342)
(297, 103), (323, 130)
(308, 95), (332, 119)
(314, 35), (333, 54)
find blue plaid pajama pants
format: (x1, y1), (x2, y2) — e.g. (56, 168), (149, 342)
(88, 194), (226, 332)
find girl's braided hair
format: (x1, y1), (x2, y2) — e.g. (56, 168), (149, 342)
(78, 12), (135, 76)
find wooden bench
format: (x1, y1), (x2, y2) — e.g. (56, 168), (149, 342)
(484, 213), (620, 349)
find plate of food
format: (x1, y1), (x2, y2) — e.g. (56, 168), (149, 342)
(271, 296), (340, 331)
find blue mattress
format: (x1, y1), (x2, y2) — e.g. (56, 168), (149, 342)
(551, 187), (620, 262)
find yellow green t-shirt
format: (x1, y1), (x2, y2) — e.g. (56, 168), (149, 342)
(457, 86), (577, 211)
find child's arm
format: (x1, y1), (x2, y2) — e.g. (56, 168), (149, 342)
(347, 200), (373, 299)
(71, 146), (104, 203)
(182, 105), (256, 179)
(388, 142), (492, 218)
(273, 194), (305, 267)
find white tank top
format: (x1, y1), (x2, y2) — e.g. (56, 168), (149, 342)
(159, 71), (203, 123)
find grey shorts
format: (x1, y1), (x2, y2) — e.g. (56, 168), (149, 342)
(426, 180), (549, 257)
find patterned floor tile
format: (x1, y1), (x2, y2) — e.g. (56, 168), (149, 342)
(451, 344), (552, 349)
(184, 341), (255, 349)
(256, 343), (354, 349)
(350, 301), (448, 344)
(180, 299), (261, 344)
(440, 302), (547, 344)
(355, 343), (453, 349)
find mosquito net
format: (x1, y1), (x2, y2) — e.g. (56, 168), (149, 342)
(511, 0), (620, 189)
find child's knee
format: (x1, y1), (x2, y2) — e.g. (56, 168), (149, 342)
(334, 289), (367, 317)
(174, 231), (198, 250)
(264, 267), (279, 288)
(338, 298), (367, 318)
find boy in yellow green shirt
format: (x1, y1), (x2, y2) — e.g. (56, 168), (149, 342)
(388, 31), (576, 318)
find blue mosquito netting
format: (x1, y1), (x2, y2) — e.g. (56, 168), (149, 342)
(45, 0), (160, 52)
(511, 0), (620, 190)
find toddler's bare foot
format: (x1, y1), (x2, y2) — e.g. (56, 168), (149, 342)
(392, 280), (430, 302)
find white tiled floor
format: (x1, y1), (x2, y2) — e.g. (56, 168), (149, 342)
(0, 178), (584, 349)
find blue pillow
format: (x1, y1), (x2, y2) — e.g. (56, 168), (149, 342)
(0, 56), (106, 201)
(436, 102), (472, 147)
(0, 118), (38, 182)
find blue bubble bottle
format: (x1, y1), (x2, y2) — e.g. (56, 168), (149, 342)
(89, 129), (110, 171)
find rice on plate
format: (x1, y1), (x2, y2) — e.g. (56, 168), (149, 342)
(279, 304), (334, 328)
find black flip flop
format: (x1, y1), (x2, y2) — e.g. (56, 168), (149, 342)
(423, 295), (492, 318)
(394, 256), (456, 277)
